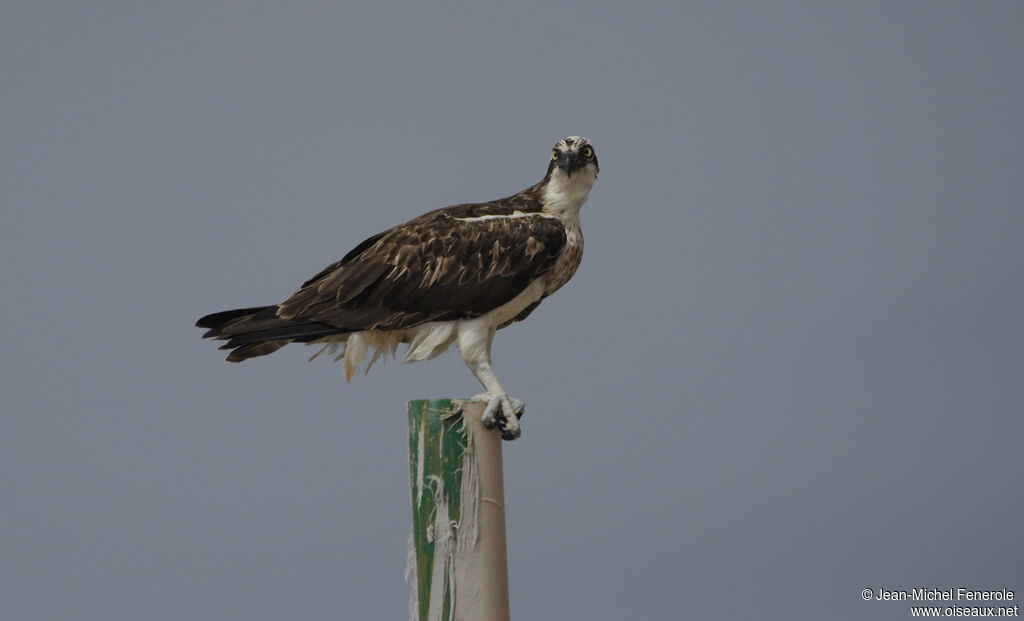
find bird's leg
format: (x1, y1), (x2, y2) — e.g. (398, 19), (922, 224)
(457, 320), (525, 440)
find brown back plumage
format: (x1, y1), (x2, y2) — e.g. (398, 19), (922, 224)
(196, 186), (567, 362)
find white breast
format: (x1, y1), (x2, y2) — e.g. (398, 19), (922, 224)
(541, 166), (593, 296)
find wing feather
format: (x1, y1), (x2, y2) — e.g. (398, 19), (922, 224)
(277, 207), (565, 331)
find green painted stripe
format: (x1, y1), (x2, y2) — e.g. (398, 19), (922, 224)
(408, 399), (467, 621)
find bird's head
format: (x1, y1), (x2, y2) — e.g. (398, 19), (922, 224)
(540, 137), (598, 219)
(546, 136), (599, 180)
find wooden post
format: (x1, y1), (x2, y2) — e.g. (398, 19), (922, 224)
(407, 399), (510, 621)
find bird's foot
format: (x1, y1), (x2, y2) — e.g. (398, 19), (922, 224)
(472, 393), (525, 440)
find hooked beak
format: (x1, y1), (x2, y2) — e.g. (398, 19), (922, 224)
(556, 151), (584, 177)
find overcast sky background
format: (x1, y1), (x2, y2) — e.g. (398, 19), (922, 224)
(3, 2), (1022, 620)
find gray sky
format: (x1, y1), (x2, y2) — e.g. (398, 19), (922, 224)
(2, 2), (1022, 619)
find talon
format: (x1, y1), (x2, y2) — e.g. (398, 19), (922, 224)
(500, 425), (521, 441)
(508, 397), (525, 421)
(499, 416), (521, 440)
(476, 393), (524, 440)
(496, 395), (521, 440)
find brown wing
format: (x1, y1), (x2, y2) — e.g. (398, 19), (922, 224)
(276, 207), (566, 331)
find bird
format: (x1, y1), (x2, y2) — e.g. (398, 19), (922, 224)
(196, 136), (598, 439)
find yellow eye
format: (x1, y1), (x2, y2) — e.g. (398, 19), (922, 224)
(551, 149), (559, 161)
(582, 146), (594, 158)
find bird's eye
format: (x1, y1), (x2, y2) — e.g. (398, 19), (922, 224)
(582, 146), (594, 158)
(551, 149), (559, 161)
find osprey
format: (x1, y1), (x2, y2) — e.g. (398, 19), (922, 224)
(197, 136), (598, 439)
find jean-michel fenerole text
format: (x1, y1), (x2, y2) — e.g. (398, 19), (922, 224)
(873, 588), (1014, 602)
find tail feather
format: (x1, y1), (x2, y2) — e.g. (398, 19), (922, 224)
(196, 306), (271, 331)
(196, 305), (348, 362)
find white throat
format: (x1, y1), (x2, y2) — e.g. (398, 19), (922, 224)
(542, 167), (596, 224)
